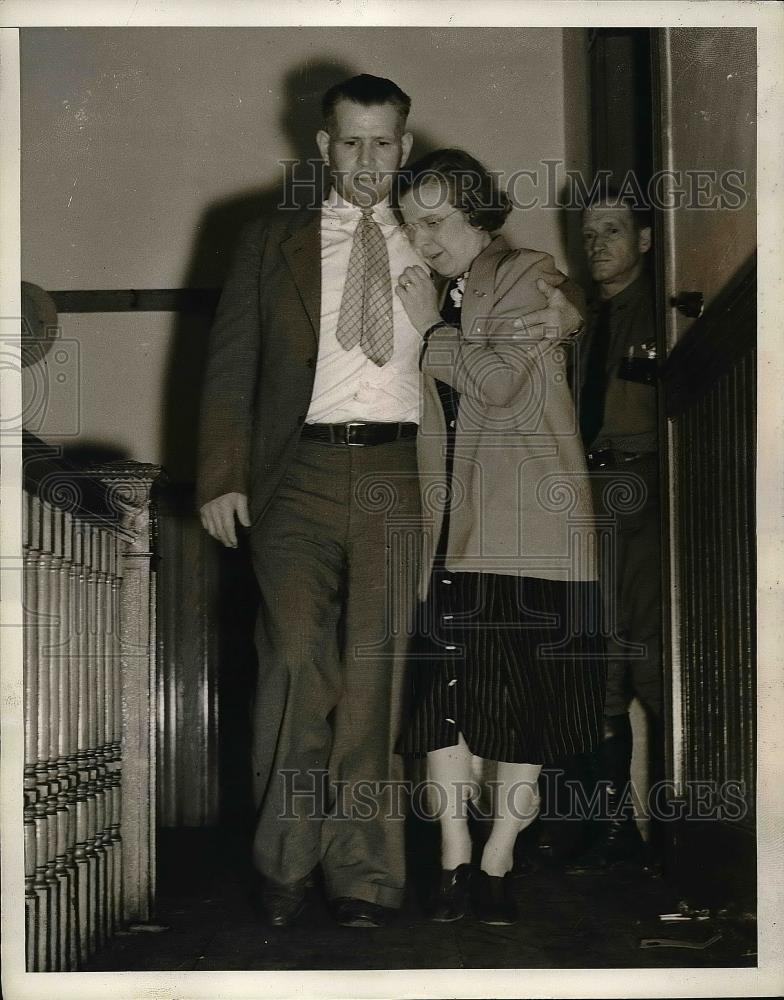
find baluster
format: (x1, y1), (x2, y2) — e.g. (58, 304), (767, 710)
(110, 770), (123, 930)
(44, 780), (60, 971)
(84, 523), (100, 955)
(94, 527), (109, 947)
(42, 500), (61, 970)
(109, 532), (124, 928)
(74, 523), (90, 966)
(84, 767), (99, 957)
(99, 529), (116, 938)
(24, 796), (38, 972)
(65, 510), (81, 970)
(32, 794), (49, 971)
(72, 769), (90, 967)
(49, 504), (70, 969)
(36, 498), (57, 970)
(23, 491), (40, 970)
(32, 495), (52, 968)
(55, 746), (73, 973)
(54, 507), (75, 969)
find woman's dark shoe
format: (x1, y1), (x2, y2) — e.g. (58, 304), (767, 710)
(429, 864), (473, 922)
(475, 870), (518, 926)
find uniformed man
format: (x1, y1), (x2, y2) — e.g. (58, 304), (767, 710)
(567, 186), (662, 870)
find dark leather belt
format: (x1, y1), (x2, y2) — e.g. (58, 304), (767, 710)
(586, 448), (653, 470)
(300, 422), (418, 446)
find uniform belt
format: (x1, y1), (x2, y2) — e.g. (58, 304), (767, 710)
(300, 422), (418, 446)
(585, 448), (654, 470)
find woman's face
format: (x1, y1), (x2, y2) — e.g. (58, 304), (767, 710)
(400, 179), (490, 277)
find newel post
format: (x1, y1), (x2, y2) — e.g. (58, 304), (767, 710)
(95, 463), (164, 924)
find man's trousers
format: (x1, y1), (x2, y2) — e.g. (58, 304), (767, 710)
(248, 435), (421, 907)
(590, 454), (662, 718)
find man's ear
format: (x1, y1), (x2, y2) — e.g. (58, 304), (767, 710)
(316, 129), (331, 166)
(399, 131), (413, 168)
(639, 225), (653, 254)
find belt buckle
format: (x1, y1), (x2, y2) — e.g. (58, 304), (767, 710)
(345, 422), (367, 446)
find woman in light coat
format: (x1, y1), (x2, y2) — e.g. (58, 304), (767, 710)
(395, 149), (606, 925)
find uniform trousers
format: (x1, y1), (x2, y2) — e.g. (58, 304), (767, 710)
(248, 435), (421, 907)
(590, 453), (662, 717)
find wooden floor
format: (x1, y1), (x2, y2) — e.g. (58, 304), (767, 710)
(82, 826), (756, 972)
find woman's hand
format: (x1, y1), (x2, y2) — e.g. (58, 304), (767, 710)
(395, 265), (443, 335)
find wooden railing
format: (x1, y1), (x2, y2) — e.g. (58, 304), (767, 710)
(660, 257), (756, 905)
(22, 434), (162, 970)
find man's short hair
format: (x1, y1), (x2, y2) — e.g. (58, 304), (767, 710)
(583, 179), (653, 232)
(321, 74), (411, 132)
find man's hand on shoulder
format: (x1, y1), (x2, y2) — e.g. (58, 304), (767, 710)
(514, 277), (584, 341)
(199, 492), (251, 548)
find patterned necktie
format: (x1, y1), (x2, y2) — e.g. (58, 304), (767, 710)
(336, 208), (394, 366)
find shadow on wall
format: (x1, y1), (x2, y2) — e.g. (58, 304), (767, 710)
(160, 58), (438, 489)
(160, 58), (355, 488)
(51, 441), (131, 468)
(555, 180), (591, 293)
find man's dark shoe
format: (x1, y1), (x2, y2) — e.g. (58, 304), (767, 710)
(474, 871), (518, 926)
(259, 875), (310, 927)
(332, 897), (395, 928)
(428, 864), (473, 922)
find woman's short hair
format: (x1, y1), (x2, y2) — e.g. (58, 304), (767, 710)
(398, 148), (512, 232)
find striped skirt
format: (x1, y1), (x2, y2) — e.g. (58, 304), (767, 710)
(399, 568), (607, 764)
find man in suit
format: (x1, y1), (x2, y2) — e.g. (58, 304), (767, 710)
(197, 74), (425, 929)
(198, 73), (585, 928)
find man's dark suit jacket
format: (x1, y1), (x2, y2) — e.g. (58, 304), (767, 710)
(197, 207), (323, 521)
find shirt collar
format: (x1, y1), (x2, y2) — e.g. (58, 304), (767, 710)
(322, 188), (398, 226)
(592, 270), (652, 314)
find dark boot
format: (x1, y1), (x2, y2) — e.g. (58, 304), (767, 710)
(566, 713), (645, 873)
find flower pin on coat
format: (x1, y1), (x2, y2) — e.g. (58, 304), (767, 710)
(449, 274), (468, 310)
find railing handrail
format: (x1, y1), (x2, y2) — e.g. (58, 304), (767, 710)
(22, 431), (165, 543)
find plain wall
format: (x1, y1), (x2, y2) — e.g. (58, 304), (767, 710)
(664, 27), (756, 327)
(20, 26), (590, 481)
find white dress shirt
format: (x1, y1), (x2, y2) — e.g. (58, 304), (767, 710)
(306, 188), (424, 424)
